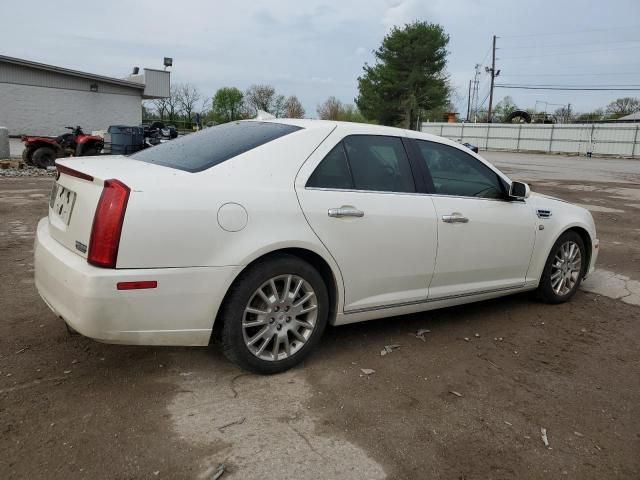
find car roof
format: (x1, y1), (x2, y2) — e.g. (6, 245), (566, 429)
(250, 118), (511, 184)
(250, 118), (465, 148)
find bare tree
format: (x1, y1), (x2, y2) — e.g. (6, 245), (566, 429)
(176, 83), (202, 122)
(151, 98), (169, 120)
(284, 96), (305, 118)
(245, 84), (277, 114)
(554, 105), (574, 124)
(165, 85), (182, 122)
(606, 97), (640, 118)
(317, 96), (343, 120)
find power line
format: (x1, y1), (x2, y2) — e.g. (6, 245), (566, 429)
(496, 84), (640, 91)
(500, 25), (640, 38)
(499, 83), (640, 87)
(499, 39), (640, 50)
(500, 72), (640, 77)
(500, 45), (640, 60)
(478, 43), (492, 68)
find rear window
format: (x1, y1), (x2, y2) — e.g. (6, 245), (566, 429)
(131, 121), (302, 172)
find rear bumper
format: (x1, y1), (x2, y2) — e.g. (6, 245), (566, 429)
(34, 218), (241, 346)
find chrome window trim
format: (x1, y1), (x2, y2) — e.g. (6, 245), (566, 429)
(304, 186), (522, 203)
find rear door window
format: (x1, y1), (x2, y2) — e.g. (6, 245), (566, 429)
(306, 135), (416, 193)
(131, 121), (302, 172)
(343, 136), (415, 193)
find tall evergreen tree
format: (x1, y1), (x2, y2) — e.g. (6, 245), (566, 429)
(356, 21), (450, 129)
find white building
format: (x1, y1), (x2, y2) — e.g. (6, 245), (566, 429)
(0, 55), (170, 136)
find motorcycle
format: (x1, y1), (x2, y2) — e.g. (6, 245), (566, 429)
(21, 126), (104, 169)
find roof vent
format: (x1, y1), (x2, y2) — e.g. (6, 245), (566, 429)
(132, 66), (140, 75)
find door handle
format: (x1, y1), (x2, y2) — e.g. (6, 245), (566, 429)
(328, 206), (365, 218)
(442, 213), (469, 223)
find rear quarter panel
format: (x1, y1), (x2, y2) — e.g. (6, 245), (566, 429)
(116, 124), (339, 270)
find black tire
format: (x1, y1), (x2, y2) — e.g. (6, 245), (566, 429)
(537, 231), (586, 304)
(81, 147), (99, 157)
(31, 147), (57, 169)
(219, 254), (329, 374)
(22, 148), (34, 165)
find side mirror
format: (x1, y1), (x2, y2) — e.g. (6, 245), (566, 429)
(509, 181), (530, 199)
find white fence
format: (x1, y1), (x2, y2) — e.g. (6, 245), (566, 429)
(420, 122), (640, 158)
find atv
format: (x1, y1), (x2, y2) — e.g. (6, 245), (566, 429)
(22, 126), (104, 168)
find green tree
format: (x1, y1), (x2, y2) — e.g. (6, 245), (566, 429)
(493, 96), (518, 122)
(356, 21), (450, 129)
(212, 87), (245, 123)
(272, 94), (287, 118)
(576, 108), (605, 122)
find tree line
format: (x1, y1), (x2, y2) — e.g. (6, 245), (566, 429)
(144, 83), (376, 127)
(145, 84), (306, 127)
(143, 21), (454, 130)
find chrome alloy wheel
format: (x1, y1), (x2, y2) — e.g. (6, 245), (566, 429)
(550, 240), (582, 296)
(242, 274), (318, 361)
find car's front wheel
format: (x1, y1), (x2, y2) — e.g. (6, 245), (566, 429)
(219, 254), (329, 374)
(537, 231), (586, 303)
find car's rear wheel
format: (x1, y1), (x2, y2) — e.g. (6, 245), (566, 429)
(219, 254), (329, 374)
(537, 231), (586, 303)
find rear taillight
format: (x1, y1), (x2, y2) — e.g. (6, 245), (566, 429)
(88, 179), (130, 268)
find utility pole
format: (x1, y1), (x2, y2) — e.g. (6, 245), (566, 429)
(472, 64), (481, 122)
(466, 79), (472, 122)
(487, 35), (497, 123)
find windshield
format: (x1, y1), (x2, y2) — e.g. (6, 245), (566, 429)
(131, 121), (302, 172)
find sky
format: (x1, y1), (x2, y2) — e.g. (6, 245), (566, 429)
(2, 0), (640, 118)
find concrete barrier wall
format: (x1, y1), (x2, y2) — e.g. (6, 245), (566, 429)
(420, 122), (640, 158)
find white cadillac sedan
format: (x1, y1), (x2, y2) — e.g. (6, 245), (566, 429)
(35, 120), (598, 373)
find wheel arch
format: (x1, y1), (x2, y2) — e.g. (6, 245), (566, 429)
(564, 226), (592, 277)
(31, 141), (61, 153)
(210, 246), (343, 343)
(546, 224), (593, 278)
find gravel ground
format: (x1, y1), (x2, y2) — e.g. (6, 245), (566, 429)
(1, 154), (639, 479)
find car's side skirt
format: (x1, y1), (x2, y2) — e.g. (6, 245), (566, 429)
(333, 282), (538, 326)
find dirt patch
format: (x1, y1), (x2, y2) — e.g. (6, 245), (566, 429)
(1, 174), (639, 479)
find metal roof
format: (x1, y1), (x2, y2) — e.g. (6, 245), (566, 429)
(0, 54), (145, 90)
(615, 112), (640, 121)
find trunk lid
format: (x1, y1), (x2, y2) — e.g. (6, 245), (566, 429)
(48, 155), (187, 260)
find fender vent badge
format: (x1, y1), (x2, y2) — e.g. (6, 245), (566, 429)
(537, 209), (552, 219)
